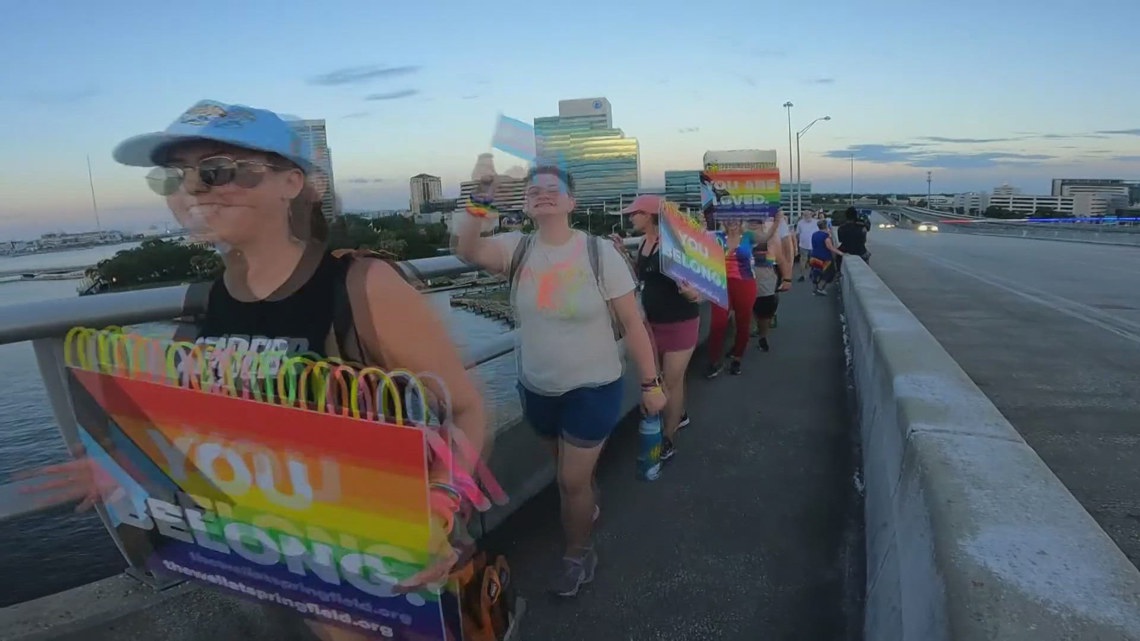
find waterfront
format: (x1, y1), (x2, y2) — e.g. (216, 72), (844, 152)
(0, 250), (518, 607)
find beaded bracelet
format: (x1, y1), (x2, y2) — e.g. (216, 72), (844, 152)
(465, 202), (497, 219)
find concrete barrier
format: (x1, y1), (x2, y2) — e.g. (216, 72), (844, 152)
(0, 305), (713, 640)
(939, 223), (1140, 247)
(841, 257), (1140, 640)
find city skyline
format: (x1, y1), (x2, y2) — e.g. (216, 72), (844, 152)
(1, 0), (1137, 237)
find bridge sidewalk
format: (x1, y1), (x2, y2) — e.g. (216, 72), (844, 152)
(481, 286), (864, 641)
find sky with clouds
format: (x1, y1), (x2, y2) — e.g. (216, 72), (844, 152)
(1, 0), (1137, 237)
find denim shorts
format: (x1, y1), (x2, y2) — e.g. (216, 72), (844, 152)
(517, 378), (625, 448)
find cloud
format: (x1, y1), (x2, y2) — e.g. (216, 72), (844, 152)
(308, 65), (420, 86)
(677, 127), (700, 134)
(1098, 128), (1140, 136)
(460, 94), (480, 100)
(1111, 155), (1140, 162)
(826, 143), (1054, 169)
(920, 136), (1019, 144)
(364, 89), (419, 101)
(345, 178), (385, 184)
(16, 87), (99, 104)
(341, 111), (370, 119)
(806, 77), (836, 85)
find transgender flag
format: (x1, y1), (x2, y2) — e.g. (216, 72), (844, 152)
(492, 114), (539, 162)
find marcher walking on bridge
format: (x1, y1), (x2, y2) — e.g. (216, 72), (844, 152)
(454, 158), (666, 598)
(706, 219), (758, 377)
(28, 99), (490, 641)
(621, 195), (700, 462)
(749, 220), (781, 351)
(795, 211), (818, 281)
(810, 219), (843, 295)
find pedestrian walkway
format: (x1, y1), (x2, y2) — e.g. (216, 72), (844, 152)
(481, 286), (865, 641)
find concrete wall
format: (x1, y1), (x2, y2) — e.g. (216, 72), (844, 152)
(892, 207), (1140, 246)
(0, 306), (712, 641)
(938, 222), (1140, 247)
(841, 256), (1140, 641)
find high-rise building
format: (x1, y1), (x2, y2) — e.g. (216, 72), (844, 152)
(409, 174), (443, 214)
(534, 97), (640, 211)
(780, 183), (811, 212)
(459, 177), (526, 215)
(289, 119), (337, 219)
(664, 170), (702, 212)
(1051, 178), (1139, 207)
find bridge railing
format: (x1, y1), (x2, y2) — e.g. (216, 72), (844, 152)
(0, 238), (646, 594)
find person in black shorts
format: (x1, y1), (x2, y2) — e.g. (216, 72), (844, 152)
(751, 232), (780, 351)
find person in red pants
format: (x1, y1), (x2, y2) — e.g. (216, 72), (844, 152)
(705, 219), (758, 378)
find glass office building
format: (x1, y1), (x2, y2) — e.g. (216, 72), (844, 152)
(665, 170), (703, 213)
(780, 182), (812, 213)
(534, 103), (640, 211)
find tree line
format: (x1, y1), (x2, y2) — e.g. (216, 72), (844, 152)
(85, 215), (452, 294)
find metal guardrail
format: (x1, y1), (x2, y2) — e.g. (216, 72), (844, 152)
(0, 238), (645, 592)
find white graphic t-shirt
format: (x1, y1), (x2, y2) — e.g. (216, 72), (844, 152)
(492, 231), (636, 395)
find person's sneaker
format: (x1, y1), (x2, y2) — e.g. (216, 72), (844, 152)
(729, 359), (742, 375)
(813, 287), (826, 296)
(705, 362), (724, 379)
(678, 413), (691, 430)
(549, 548), (598, 597)
(660, 436), (676, 462)
(758, 337), (770, 352)
(797, 275), (806, 282)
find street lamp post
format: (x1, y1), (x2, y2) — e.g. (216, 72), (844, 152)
(849, 154), (855, 205)
(795, 115), (832, 219)
(927, 171), (932, 209)
(783, 101), (794, 214)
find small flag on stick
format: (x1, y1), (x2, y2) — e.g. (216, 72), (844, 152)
(492, 114), (539, 162)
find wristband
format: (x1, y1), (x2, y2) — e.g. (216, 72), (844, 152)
(465, 202), (497, 219)
(429, 482), (463, 504)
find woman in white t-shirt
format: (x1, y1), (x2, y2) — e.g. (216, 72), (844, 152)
(454, 156), (665, 598)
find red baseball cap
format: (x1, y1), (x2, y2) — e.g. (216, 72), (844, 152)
(620, 194), (665, 215)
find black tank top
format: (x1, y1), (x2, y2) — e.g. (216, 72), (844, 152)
(195, 250), (347, 383)
(635, 238), (700, 324)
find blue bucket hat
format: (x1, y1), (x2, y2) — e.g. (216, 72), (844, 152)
(112, 99), (317, 173)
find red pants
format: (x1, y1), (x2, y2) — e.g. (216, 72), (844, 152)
(708, 277), (758, 363)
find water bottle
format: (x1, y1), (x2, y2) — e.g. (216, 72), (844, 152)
(637, 414), (663, 481)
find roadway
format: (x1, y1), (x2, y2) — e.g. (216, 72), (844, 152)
(863, 216), (1140, 569)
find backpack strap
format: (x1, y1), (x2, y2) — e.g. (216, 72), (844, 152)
(586, 235), (624, 342)
(506, 234), (536, 314)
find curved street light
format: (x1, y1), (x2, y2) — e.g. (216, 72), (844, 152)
(795, 115), (832, 219)
(783, 102), (794, 209)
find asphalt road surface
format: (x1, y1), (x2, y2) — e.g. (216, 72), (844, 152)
(864, 218), (1140, 568)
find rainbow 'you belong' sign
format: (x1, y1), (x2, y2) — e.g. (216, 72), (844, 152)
(658, 201), (728, 309)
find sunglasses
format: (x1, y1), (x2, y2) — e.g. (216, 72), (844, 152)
(146, 156), (289, 196)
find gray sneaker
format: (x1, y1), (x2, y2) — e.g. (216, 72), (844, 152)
(548, 548), (598, 597)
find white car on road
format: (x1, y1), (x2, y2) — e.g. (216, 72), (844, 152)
(917, 223), (939, 232)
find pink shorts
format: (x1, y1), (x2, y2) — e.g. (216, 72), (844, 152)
(650, 317), (700, 353)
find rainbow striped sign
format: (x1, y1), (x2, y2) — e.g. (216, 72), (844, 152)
(657, 201), (728, 309)
(704, 167), (781, 219)
(66, 367), (461, 640)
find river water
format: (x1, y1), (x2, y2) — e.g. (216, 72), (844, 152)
(0, 248), (518, 607)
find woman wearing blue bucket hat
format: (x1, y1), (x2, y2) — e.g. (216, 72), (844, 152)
(26, 100), (489, 641)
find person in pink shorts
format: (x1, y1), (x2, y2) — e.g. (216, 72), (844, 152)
(621, 195), (701, 462)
